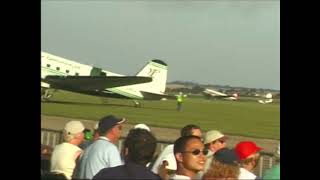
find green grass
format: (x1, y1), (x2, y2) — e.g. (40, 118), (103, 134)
(41, 90), (280, 140)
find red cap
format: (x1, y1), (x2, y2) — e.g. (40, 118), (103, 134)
(235, 141), (262, 160)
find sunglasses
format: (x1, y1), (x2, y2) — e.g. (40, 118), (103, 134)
(182, 149), (209, 156)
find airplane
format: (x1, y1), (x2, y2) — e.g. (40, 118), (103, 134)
(41, 51), (173, 106)
(258, 93), (273, 104)
(202, 88), (239, 101)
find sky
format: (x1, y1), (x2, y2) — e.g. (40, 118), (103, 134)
(41, 0), (280, 90)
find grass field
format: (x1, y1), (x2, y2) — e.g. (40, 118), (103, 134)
(41, 90), (280, 140)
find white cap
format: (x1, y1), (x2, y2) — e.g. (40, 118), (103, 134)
(93, 122), (99, 130)
(64, 121), (85, 135)
(204, 130), (225, 144)
(134, 123), (151, 132)
(163, 153), (177, 170)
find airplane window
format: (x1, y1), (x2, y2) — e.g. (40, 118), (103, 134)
(75, 72), (79, 76)
(66, 70), (69, 73)
(56, 67), (60, 71)
(46, 64), (50, 68)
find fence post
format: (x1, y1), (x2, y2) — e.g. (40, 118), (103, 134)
(259, 156), (264, 177)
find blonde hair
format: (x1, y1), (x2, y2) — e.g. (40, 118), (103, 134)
(203, 159), (240, 180)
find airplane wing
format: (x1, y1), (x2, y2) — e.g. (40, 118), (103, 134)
(44, 75), (152, 91)
(140, 91), (176, 100)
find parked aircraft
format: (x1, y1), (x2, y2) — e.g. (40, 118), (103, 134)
(258, 93), (273, 104)
(41, 51), (173, 105)
(202, 88), (239, 101)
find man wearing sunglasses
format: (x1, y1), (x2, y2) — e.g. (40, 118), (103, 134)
(75, 115), (126, 179)
(151, 124), (202, 175)
(168, 135), (207, 180)
(196, 130), (227, 179)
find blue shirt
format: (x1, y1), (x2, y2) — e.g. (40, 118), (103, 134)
(77, 137), (123, 179)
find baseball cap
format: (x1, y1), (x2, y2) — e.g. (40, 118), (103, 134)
(64, 121), (85, 135)
(93, 122), (99, 130)
(235, 141), (262, 160)
(134, 123), (151, 132)
(98, 115), (126, 132)
(204, 130), (226, 144)
(214, 148), (239, 165)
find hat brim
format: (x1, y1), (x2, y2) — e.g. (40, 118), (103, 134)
(117, 118), (126, 124)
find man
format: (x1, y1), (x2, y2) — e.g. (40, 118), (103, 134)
(76, 115), (126, 179)
(93, 128), (160, 179)
(235, 141), (263, 180)
(151, 124), (202, 174)
(176, 92), (185, 112)
(50, 121), (85, 179)
(197, 130), (227, 179)
(169, 135), (207, 180)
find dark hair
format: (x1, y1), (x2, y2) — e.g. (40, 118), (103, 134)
(174, 135), (202, 154)
(123, 128), (157, 165)
(180, 124), (201, 137)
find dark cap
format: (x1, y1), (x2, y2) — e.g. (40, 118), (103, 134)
(98, 115), (126, 133)
(214, 148), (239, 165)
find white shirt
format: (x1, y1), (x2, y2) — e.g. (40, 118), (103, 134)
(50, 142), (82, 179)
(238, 167), (257, 180)
(169, 174), (191, 180)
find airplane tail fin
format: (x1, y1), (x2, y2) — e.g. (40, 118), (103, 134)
(135, 59), (168, 94)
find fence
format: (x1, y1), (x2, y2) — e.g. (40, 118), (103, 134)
(41, 128), (276, 177)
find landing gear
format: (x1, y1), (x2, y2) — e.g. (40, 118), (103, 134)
(41, 88), (54, 101)
(133, 100), (141, 108)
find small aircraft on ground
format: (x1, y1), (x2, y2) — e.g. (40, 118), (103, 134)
(202, 88), (239, 101)
(258, 93), (273, 104)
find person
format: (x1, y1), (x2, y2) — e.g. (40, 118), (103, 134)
(202, 148), (240, 180)
(93, 128), (160, 179)
(176, 92), (185, 112)
(78, 128), (94, 150)
(41, 144), (53, 175)
(75, 115), (126, 179)
(50, 120), (85, 179)
(151, 124), (202, 174)
(235, 141), (263, 180)
(168, 135), (207, 180)
(262, 143), (280, 180)
(196, 130), (227, 179)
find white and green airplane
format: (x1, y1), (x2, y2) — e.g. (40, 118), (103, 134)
(41, 51), (172, 104)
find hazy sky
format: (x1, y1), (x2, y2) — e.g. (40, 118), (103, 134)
(41, 1), (280, 90)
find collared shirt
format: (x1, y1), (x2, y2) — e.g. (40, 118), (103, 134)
(169, 174), (191, 180)
(76, 136), (123, 179)
(238, 167), (257, 180)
